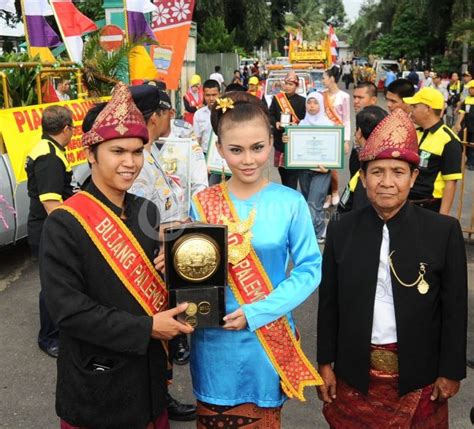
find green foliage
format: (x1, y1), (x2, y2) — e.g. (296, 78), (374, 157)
(285, 0), (326, 42)
(320, 0), (346, 27)
(271, 51), (282, 58)
(0, 52), (39, 107)
(193, 0), (307, 52)
(350, 0), (472, 69)
(197, 17), (236, 53)
(368, 7), (430, 59)
(82, 32), (140, 96)
(76, 0), (105, 22)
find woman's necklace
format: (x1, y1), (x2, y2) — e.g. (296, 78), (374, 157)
(219, 179), (268, 265)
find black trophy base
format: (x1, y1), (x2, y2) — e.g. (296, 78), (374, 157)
(171, 286), (226, 328)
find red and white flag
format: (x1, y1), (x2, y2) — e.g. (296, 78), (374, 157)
(50, 0), (97, 63)
(327, 25), (339, 65)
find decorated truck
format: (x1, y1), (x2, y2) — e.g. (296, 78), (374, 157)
(0, 64), (96, 247)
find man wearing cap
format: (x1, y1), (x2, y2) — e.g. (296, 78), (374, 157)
(40, 83), (194, 429)
(269, 71), (306, 189)
(247, 76), (263, 99)
(317, 109), (467, 429)
(183, 74), (203, 125)
(454, 79), (474, 170)
(404, 87), (463, 214)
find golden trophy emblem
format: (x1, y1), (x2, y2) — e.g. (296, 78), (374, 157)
(164, 224), (227, 329)
(173, 234), (220, 282)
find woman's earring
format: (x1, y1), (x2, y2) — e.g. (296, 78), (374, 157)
(221, 163), (226, 182)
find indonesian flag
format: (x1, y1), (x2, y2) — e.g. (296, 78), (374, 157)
(124, 0), (159, 84)
(20, 0), (61, 62)
(50, 0), (98, 64)
(151, 0), (196, 90)
(327, 25), (339, 66)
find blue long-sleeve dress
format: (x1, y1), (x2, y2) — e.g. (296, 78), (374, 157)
(190, 182), (321, 407)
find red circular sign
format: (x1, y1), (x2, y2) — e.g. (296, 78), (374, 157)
(99, 25), (125, 52)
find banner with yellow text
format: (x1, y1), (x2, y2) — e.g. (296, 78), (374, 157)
(0, 98), (109, 183)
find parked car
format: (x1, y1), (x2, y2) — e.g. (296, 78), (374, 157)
(373, 59), (401, 90)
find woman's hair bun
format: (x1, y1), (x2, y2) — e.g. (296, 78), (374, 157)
(210, 91), (269, 135)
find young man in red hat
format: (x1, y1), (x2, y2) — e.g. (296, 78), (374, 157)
(40, 83), (193, 429)
(269, 71), (306, 189)
(317, 109), (467, 428)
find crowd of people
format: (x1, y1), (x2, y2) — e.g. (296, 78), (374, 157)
(25, 57), (471, 428)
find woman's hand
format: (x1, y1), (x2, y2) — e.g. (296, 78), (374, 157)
(223, 308), (248, 330)
(282, 134), (289, 144)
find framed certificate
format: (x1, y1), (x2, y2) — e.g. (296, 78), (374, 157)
(206, 133), (232, 176)
(284, 126), (345, 169)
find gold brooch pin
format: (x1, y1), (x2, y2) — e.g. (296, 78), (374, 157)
(215, 97), (234, 114)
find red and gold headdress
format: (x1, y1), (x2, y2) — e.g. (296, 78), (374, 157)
(359, 109), (420, 165)
(82, 82), (149, 148)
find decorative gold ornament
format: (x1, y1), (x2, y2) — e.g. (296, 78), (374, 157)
(220, 208), (256, 265)
(198, 301), (211, 315)
(389, 251), (429, 295)
(185, 315), (198, 327)
(215, 97), (234, 113)
(173, 234), (220, 282)
(185, 302), (198, 316)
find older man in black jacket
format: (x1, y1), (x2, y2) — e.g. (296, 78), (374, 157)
(317, 109), (467, 428)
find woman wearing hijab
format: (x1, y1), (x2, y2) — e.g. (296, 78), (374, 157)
(183, 74), (204, 125)
(298, 92), (334, 244)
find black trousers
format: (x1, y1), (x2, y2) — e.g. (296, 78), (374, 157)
(29, 226), (59, 350)
(278, 167), (299, 190)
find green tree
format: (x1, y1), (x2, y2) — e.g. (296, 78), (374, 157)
(369, 6), (430, 59)
(320, 0), (346, 27)
(197, 17), (236, 53)
(285, 0), (326, 41)
(76, 0), (105, 22)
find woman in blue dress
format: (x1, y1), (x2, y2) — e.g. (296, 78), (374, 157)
(190, 91), (322, 428)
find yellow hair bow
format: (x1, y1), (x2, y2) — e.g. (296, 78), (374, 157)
(215, 97), (234, 113)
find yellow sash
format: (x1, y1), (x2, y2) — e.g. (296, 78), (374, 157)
(275, 92), (300, 124)
(59, 191), (168, 316)
(193, 184), (323, 401)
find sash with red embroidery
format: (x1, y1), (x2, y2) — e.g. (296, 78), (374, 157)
(322, 91), (343, 125)
(59, 191), (168, 316)
(275, 92), (300, 125)
(193, 184), (323, 401)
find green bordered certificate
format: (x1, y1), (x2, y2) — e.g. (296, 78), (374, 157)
(284, 125), (345, 169)
(206, 133), (232, 176)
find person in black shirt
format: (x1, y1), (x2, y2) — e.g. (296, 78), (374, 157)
(40, 83), (193, 428)
(269, 71), (306, 189)
(404, 87), (462, 214)
(25, 105), (75, 358)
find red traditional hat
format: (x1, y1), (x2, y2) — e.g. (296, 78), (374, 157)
(284, 71), (299, 86)
(359, 108), (420, 165)
(82, 82), (149, 147)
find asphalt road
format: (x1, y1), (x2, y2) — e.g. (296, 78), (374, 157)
(1, 89), (474, 428)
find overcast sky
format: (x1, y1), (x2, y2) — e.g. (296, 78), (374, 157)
(343, 0), (364, 23)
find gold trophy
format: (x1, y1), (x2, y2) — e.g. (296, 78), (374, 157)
(164, 224), (227, 328)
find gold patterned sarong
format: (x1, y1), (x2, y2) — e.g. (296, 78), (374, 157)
(323, 344), (448, 429)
